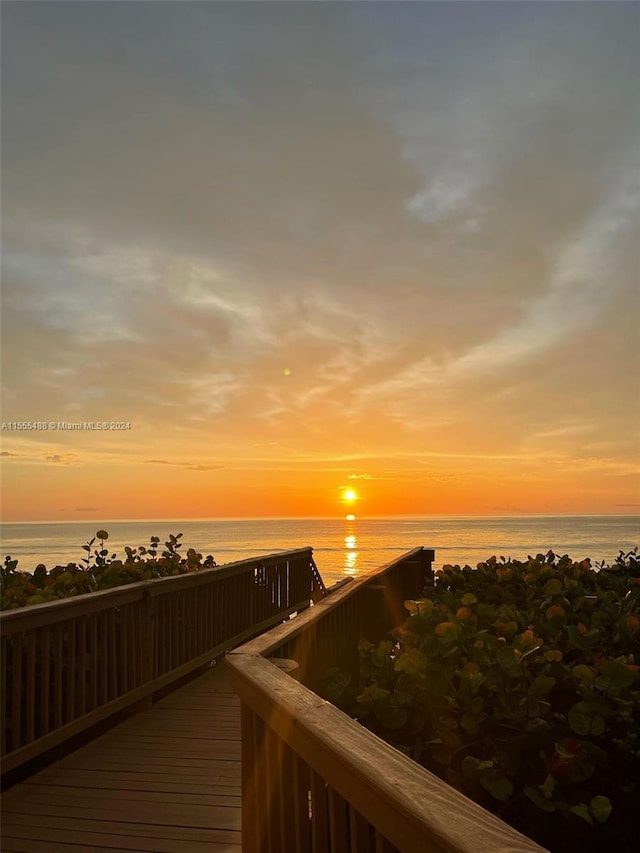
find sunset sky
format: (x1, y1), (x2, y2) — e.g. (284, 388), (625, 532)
(1, 1), (639, 522)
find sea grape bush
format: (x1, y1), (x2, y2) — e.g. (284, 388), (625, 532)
(325, 550), (640, 853)
(1, 530), (217, 609)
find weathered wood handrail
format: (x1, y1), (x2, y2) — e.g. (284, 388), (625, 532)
(1, 547), (322, 773)
(227, 547), (548, 853)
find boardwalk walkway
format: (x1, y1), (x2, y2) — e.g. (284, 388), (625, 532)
(1, 664), (241, 853)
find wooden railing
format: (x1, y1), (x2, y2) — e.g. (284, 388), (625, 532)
(1, 547), (323, 774)
(227, 548), (547, 853)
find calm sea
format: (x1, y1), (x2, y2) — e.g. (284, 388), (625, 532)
(1, 516), (638, 589)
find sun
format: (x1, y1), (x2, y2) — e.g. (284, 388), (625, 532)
(344, 489), (358, 502)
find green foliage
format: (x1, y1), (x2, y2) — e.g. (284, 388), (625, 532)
(1, 531), (217, 609)
(328, 549), (640, 853)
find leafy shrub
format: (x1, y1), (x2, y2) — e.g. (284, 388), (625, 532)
(1, 530), (217, 609)
(327, 550), (640, 853)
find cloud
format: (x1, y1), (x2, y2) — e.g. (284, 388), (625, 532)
(347, 472), (424, 482)
(45, 454), (75, 464)
(145, 459), (224, 472)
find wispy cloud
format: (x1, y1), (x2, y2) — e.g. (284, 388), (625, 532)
(45, 454), (76, 465)
(145, 459), (224, 472)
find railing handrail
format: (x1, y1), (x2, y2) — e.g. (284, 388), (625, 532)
(230, 655), (545, 853)
(0, 547), (314, 633)
(227, 547), (547, 853)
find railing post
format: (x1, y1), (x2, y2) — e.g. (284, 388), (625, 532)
(241, 701), (261, 853)
(361, 550), (437, 643)
(402, 547), (435, 600)
(140, 589), (155, 710)
(362, 584), (393, 641)
(421, 547), (435, 589)
(310, 552), (327, 601)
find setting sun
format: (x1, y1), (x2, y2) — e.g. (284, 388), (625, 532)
(344, 489), (358, 502)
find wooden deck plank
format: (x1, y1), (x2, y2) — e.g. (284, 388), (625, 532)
(0, 825), (239, 853)
(52, 744), (239, 762)
(1, 841), (143, 853)
(101, 729), (241, 741)
(8, 774), (240, 808)
(117, 717), (241, 730)
(119, 705), (240, 716)
(1, 801), (241, 830)
(1, 815), (241, 846)
(25, 766), (240, 784)
(52, 748), (239, 763)
(154, 699), (239, 710)
(0, 665), (242, 853)
(77, 741), (239, 758)
(45, 758), (240, 777)
(158, 688), (239, 698)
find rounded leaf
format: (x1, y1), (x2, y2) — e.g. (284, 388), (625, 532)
(572, 664), (595, 686)
(568, 701), (606, 736)
(570, 804), (593, 826)
(544, 578), (563, 597)
(625, 615), (639, 633)
(525, 786), (556, 813)
(435, 621), (457, 637)
(590, 795), (612, 824)
(481, 775), (513, 802)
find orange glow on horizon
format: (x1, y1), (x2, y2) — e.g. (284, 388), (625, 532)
(0, 452), (638, 522)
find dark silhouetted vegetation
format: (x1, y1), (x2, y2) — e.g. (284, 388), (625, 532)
(1, 530), (216, 609)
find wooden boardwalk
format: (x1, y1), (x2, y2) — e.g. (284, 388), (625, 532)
(1, 664), (241, 853)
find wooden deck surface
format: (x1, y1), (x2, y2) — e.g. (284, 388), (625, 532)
(1, 664), (241, 853)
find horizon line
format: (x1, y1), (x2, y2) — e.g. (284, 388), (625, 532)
(2, 511), (639, 526)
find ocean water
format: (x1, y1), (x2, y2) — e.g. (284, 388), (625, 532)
(1, 515), (638, 589)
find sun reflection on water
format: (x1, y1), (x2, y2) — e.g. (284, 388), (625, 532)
(344, 520), (359, 575)
(345, 549), (358, 574)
